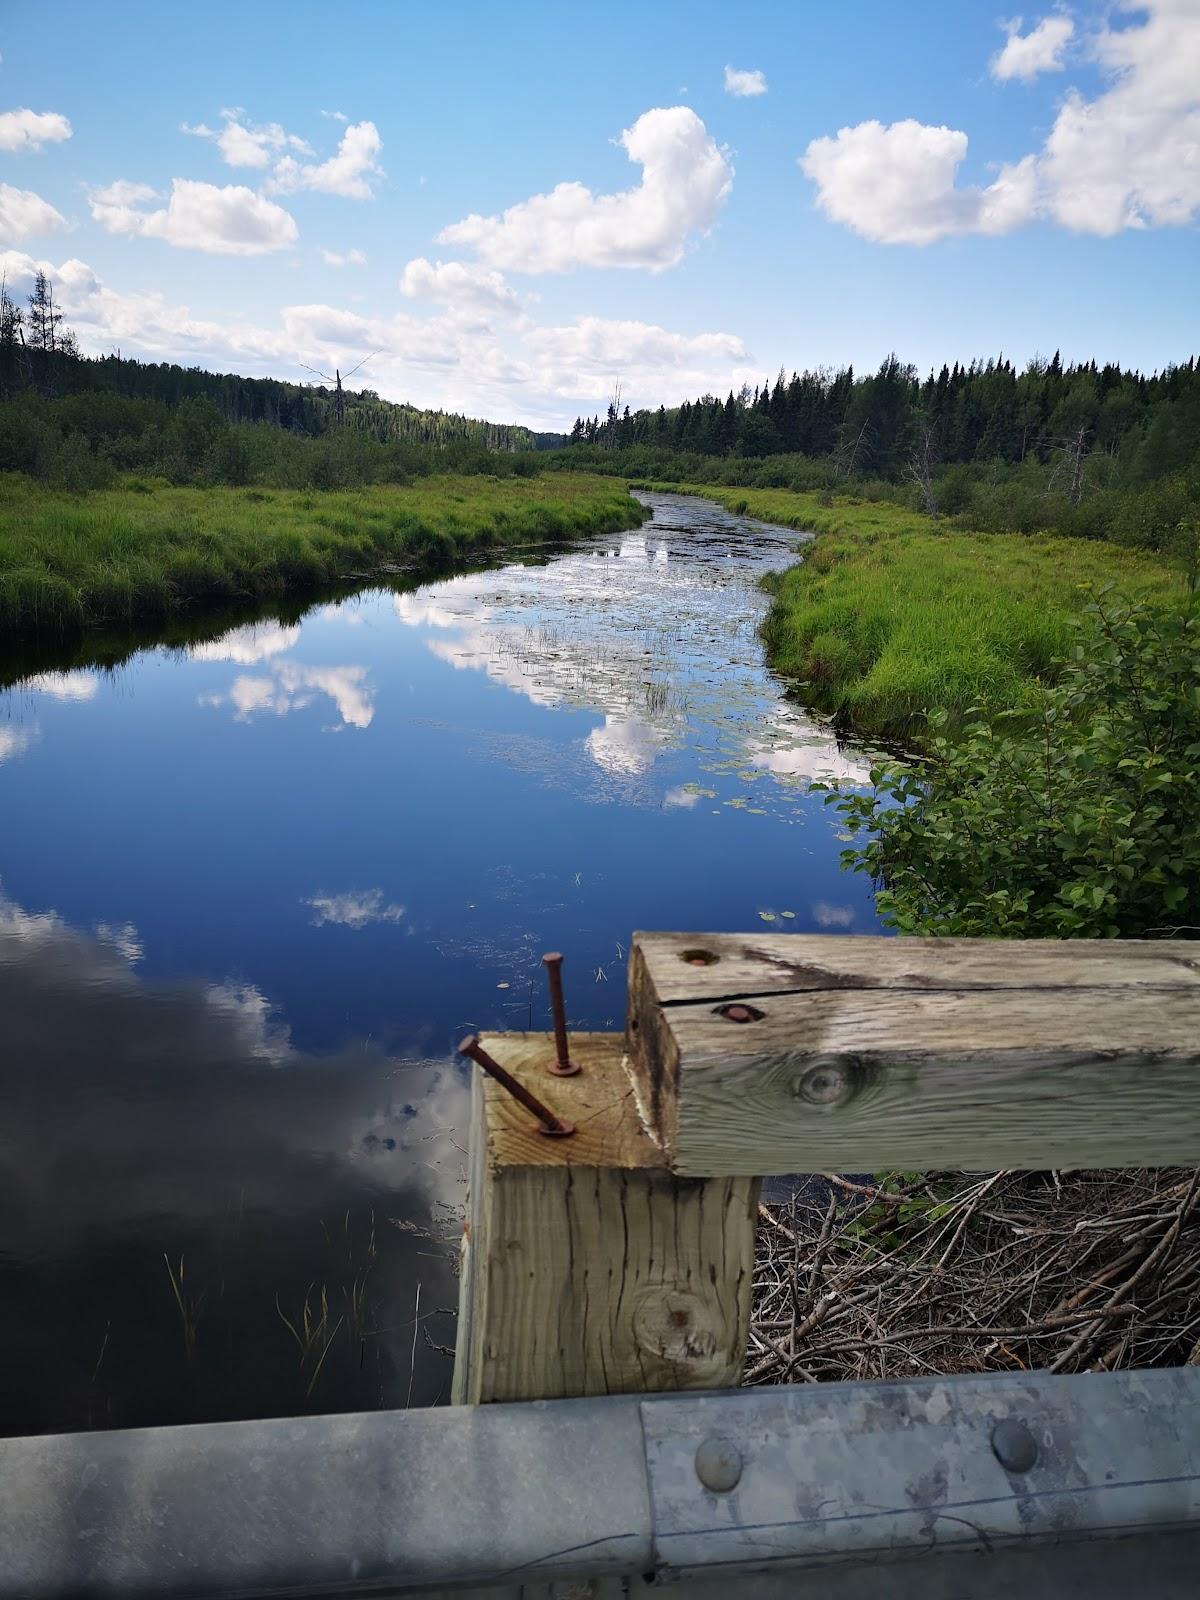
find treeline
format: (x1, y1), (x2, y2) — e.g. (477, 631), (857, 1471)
(569, 354), (1199, 484)
(0, 271), (552, 463)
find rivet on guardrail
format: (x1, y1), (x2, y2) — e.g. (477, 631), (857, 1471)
(694, 1434), (743, 1493)
(991, 1417), (1039, 1473)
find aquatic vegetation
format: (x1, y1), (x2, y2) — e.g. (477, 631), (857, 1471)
(646, 484), (1186, 739)
(0, 472), (649, 642)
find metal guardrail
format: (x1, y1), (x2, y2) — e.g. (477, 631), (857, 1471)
(4, 1367), (1200, 1598)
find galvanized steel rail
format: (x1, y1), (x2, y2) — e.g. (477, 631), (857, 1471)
(3, 1367), (1200, 1598)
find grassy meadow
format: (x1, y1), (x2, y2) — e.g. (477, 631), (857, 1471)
(636, 480), (1187, 739)
(0, 472), (648, 640)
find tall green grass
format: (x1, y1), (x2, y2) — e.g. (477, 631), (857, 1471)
(0, 472), (648, 641)
(638, 481), (1186, 739)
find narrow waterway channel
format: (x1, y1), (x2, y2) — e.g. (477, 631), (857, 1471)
(0, 490), (882, 1434)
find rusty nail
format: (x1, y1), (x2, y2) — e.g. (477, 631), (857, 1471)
(458, 1035), (575, 1137)
(541, 952), (580, 1076)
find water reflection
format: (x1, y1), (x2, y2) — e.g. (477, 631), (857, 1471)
(202, 660), (375, 728)
(0, 490), (884, 1436)
(189, 621), (301, 664)
(0, 887), (465, 1435)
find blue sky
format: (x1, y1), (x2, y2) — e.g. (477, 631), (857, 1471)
(2, 0), (1197, 427)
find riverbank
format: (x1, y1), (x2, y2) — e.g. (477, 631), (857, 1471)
(634, 480), (1185, 739)
(0, 472), (648, 641)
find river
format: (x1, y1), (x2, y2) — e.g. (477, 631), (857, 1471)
(0, 490), (880, 1434)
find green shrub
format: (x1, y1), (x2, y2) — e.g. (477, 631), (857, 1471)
(826, 595), (1200, 937)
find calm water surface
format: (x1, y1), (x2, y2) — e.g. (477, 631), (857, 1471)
(0, 491), (881, 1434)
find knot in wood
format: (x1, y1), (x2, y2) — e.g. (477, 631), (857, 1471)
(794, 1058), (862, 1108)
(632, 1287), (728, 1380)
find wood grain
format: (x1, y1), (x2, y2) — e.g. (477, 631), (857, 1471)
(452, 1032), (759, 1404)
(626, 933), (1200, 1177)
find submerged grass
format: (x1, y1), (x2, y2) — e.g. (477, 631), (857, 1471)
(0, 472), (649, 641)
(638, 479), (1185, 739)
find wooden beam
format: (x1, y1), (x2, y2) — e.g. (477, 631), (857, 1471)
(626, 932), (1200, 1177)
(452, 1032), (759, 1405)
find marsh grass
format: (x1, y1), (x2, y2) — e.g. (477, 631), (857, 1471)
(0, 472), (648, 642)
(638, 480), (1185, 738)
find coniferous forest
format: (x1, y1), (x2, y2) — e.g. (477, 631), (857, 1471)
(562, 353), (1200, 551)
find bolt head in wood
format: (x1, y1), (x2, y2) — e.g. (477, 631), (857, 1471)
(537, 1118), (576, 1138)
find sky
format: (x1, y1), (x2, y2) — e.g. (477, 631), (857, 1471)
(1, 0), (1198, 429)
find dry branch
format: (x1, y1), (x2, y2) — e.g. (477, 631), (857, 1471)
(748, 1168), (1200, 1386)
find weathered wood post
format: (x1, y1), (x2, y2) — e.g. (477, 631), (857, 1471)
(452, 1032), (759, 1404)
(454, 932), (1200, 1406)
(626, 932), (1200, 1174)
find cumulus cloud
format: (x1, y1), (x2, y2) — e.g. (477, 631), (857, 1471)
(0, 248), (753, 429)
(524, 314), (749, 398)
(0, 725), (38, 763)
(437, 106), (732, 272)
(202, 662), (374, 728)
(800, 119), (1035, 244)
(991, 14), (1074, 82)
(304, 889), (405, 928)
(399, 256), (518, 314)
(801, 1), (1200, 243)
(88, 177), (299, 255)
(0, 182), (66, 247)
(322, 246), (367, 267)
(21, 670), (99, 700)
(724, 65), (767, 97)
(0, 108), (72, 153)
(269, 120), (383, 199)
(183, 111), (313, 169)
(189, 621), (299, 664)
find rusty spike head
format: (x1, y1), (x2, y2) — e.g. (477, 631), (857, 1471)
(541, 952), (580, 1077)
(458, 1034), (575, 1137)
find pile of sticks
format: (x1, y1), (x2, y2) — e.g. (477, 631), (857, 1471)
(748, 1168), (1200, 1385)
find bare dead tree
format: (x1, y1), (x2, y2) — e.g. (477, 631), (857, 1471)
(1045, 424), (1091, 506)
(905, 417), (940, 517)
(300, 350), (381, 426)
(832, 417), (872, 481)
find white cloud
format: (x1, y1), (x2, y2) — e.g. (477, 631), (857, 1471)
(724, 65), (767, 97)
(184, 112), (312, 169)
(269, 120), (383, 199)
(322, 246), (367, 267)
(525, 314), (749, 399)
(0, 182), (66, 246)
(89, 177), (299, 255)
(0, 108), (72, 153)
(1039, 0), (1200, 234)
(189, 621), (299, 664)
(0, 248), (753, 429)
(0, 725), (37, 763)
(94, 919), (144, 964)
(812, 901), (856, 929)
(586, 714), (665, 775)
(304, 889), (405, 928)
(801, 1), (1200, 243)
(320, 109), (348, 123)
(22, 671), (99, 700)
(991, 15), (1074, 82)
(400, 256), (518, 314)
(203, 662), (374, 728)
(437, 106), (732, 273)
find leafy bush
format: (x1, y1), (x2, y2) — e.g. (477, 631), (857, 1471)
(826, 595), (1200, 937)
